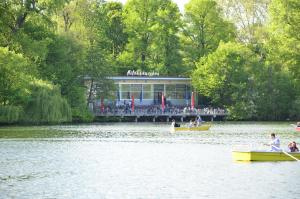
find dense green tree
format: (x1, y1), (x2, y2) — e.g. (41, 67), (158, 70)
(40, 34), (85, 97)
(181, 0), (236, 71)
(0, 0), (66, 51)
(102, 2), (128, 58)
(120, 0), (160, 70)
(267, 0), (300, 81)
(149, 0), (183, 75)
(0, 105), (23, 124)
(254, 67), (295, 120)
(192, 42), (262, 119)
(265, 0), (300, 119)
(24, 80), (72, 124)
(0, 47), (33, 105)
(1, 0), (300, 122)
(218, 0), (270, 43)
(119, 0), (183, 75)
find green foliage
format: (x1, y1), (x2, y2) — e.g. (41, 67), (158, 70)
(290, 97), (300, 119)
(41, 34), (85, 96)
(24, 80), (72, 124)
(217, 0), (270, 43)
(72, 107), (94, 123)
(1, 0), (300, 121)
(192, 42), (262, 120)
(267, 0), (300, 85)
(149, 0), (183, 75)
(261, 0), (300, 120)
(181, 0), (236, 71)
(0, 105), (23, 124)
(99, 2), (128, 58)
(254, 67), (295, 120)
(120, 0), (183, 75)
(0, 47), (32, 106)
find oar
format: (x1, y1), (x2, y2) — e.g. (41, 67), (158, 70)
(271, 145), (300, 162)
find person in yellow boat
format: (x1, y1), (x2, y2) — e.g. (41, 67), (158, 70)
(196, 116), (203, 126)
(171, 119), (180, 127)
(188, 120), (194, 128)
(288, 141), (299, 152)
(269, 133), (281, 151)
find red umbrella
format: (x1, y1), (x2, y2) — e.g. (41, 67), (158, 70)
(131, 95), (135, 113)
(100, 97), (104, 113)
(191, 92), (195, 109)
(161, 92), (165, 112)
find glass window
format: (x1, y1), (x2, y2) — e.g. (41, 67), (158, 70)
(176, 84), (186, 99)
(121, 91), (131, 99)
(143, 84), (152, 92)
(131, 91), (141, 99)
(166, 84), (176, 99)
(154, 84), (164, 92)
(142, 84), (153, 99)
(120, 84), (130, 92)
(131, 84), (142, 92)
(143, 92), (153, 99)
(186, 85), (191, 99)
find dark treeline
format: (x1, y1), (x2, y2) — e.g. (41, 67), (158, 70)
(0, 0), (299, 123)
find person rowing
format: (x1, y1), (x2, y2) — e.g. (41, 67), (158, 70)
(171, 119), (180, 128)
(268, 133), (281, 151)
(188, 119), (194, 128)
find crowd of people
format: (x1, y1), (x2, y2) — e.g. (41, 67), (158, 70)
(95, 104), (226, 116)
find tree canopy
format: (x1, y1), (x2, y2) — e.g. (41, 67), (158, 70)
(0, 0), (300, 122)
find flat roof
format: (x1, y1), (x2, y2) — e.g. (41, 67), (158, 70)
(109, 76), (191, 81)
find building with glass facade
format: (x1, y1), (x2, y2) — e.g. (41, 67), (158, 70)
(112, 76), (192, 106)
(85, 75), (228, 120)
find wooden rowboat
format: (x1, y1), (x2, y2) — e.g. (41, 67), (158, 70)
(232, 150), (300, 161)
(173, 125), (211, 132)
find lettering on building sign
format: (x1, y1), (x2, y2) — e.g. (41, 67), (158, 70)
(127, 70), (159, 77)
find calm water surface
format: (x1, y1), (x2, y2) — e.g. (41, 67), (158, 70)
(0, 122), (299, 199)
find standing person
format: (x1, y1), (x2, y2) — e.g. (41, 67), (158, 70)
(171, 119), (180, 127)
(196, 116), (203, 126)
(288, 141), (299, 152)
(171, 119), (175, 127)
(269, 133), (281, 151)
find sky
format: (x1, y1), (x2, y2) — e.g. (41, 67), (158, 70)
(116, 0), (190, 12)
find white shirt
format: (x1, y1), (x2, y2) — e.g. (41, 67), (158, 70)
(270, 138), (281, 151)
(171, 121), (175, 127)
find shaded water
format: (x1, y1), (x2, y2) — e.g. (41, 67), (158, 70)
(0, 122), (299, 198)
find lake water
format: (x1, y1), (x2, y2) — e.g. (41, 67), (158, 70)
(0, 122), (299, 199)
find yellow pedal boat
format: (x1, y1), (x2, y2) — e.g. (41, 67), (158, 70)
(173, 125), (211, 132)
(232, 150), (300, 161)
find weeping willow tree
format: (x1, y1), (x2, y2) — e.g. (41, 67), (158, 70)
(0, 105), (23, 124)
(24, 80), (72, 124)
